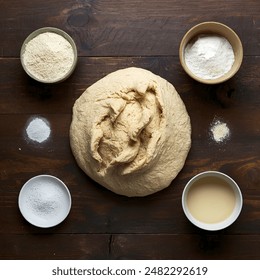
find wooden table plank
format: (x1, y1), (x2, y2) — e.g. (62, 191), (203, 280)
(0, 1), (259, 57)
(1, 233), (259, 260)
(0, 56), (259, 115)
(0, 233), (110, 260)
(110, 233), (260, 260)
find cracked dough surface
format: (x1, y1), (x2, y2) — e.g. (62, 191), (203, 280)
(70, 67), (191, 197)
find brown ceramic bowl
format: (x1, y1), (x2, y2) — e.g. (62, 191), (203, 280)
(179, 22), (243, 84)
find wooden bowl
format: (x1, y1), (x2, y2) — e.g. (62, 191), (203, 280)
(179, 22), (243, 84)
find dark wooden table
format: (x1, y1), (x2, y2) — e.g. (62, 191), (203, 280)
(0, 0), (259, 260)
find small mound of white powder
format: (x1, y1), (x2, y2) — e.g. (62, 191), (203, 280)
(26, 117), (51, 143)
(22, 32), (74, 82)
(210, 120), (230, 143)
(184, 35), (235, 80)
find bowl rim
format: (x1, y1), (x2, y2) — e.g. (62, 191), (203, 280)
(20, 26), (78, 84)
(182, 170), (243, 231)
(179, 21), (243, 84)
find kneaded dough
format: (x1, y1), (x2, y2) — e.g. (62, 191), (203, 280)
(70, 67), (191, 197)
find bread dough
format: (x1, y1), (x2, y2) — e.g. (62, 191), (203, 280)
(70, 67), (191, 197)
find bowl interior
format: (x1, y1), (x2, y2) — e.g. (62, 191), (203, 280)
(179, 22), (243, 84)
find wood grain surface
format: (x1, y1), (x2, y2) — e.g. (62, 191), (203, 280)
(0, 0), (259, 259)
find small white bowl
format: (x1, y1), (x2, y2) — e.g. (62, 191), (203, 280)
(182, 171), (242, 231)
(20, 27), (77, 83)
(18, 175), (72, 228)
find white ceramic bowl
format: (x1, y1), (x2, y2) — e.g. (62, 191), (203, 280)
(18, 175), (72, 228)
(20, 27), (77, 83)
(182, 171), (243, 231)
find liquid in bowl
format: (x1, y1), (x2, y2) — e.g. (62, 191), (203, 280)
(186, 176), (236, 224)
(182, 171), (243, 231)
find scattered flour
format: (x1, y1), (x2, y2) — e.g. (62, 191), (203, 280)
(26, 117), (51, 143)
(22, 32), (74, 82)
(184, 35), (235, 80)
(210, 119), (230, 143)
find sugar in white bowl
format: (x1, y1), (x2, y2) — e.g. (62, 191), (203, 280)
(18, 175), (71, 228)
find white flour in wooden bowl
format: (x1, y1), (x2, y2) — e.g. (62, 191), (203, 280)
(184, 35), (235, 80)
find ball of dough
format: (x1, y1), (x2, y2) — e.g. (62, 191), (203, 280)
(70, 67), (191, 197)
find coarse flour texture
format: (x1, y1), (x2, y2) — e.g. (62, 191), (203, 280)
(210, 119), (230, 143)
(184, 35), (235, 80)
(70, 68), (191, 197)
(22, 32), (74, 82)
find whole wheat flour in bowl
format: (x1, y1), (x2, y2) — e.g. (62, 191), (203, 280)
(70, 67), (191, 197)
(21, 27), (77, 83)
